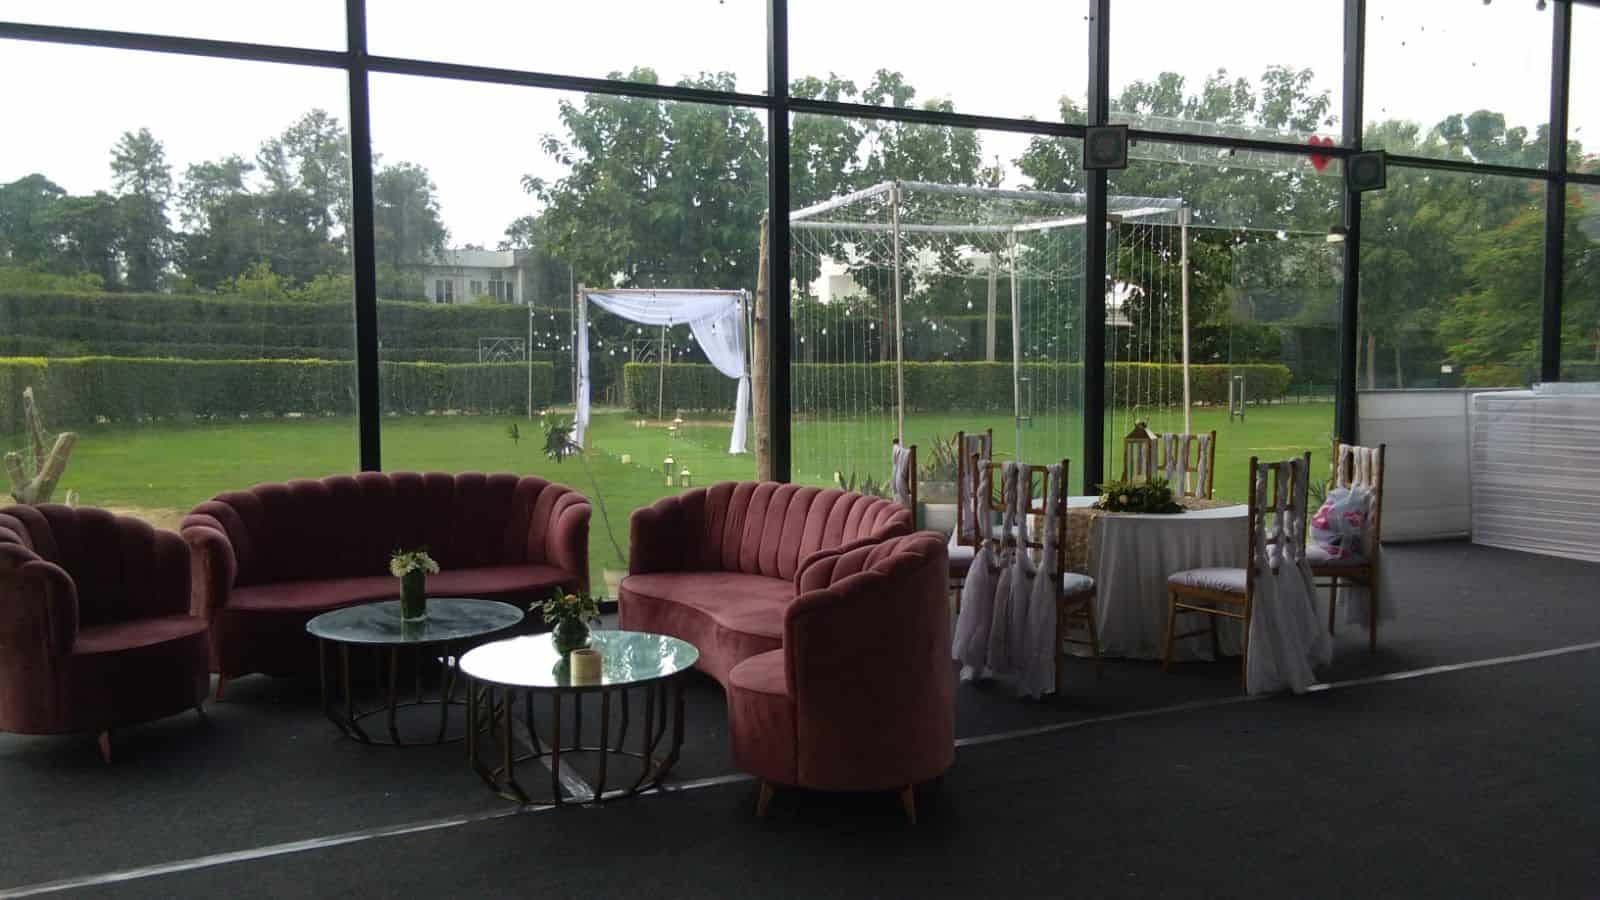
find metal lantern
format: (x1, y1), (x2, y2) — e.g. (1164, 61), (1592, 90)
(678, 468), (692, 488)
(663, 456), (675, 486)
(1122, 421), (1156, 482)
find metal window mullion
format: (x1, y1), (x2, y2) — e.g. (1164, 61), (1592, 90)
(766, 0), (791, 484)
(346, 0), (381, 471)
(1081, 0), (1111, 495)
(1335, 0), (1365, 445)
(1542, 0), (1573, 383)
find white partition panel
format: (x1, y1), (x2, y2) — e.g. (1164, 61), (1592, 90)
(1470, 387), (1600, 563)
(1358, 390), (1472, 541)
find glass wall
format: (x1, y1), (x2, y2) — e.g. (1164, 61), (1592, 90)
(789, 1), (1089, 122)
(1359, 168), (1545, 389)
(788, 119), (1085, 502)
(0, 40), (356, 530)
(1109, 141), (1343, 501)
(367, 0), (767, 92)
(1365, 0), (1552, 167)
(2, 0), (1595, 558)
(1574, 3), (1600, 175)
(369, 74), (762, 589)
(1565, 184), (1600, 382)
(1109, 0), (1343, 144)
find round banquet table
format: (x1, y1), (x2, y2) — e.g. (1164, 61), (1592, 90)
(1063, 496), (1250, 662)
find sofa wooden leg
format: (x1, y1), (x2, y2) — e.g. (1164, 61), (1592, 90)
(898, 785), (917, 825)
(214, 675), (229, 702)
(97, 731), (112, 764)
(755, 781), (775, 818)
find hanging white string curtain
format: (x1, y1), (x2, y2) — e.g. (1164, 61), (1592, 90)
(574, 288), (749, 454)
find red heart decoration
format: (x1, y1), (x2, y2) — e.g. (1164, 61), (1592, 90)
(1307, 136), (1334, 173)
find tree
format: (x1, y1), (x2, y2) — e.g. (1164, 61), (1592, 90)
(528, 68), (767, 295)
(373, 160), (448, 270)
(110, 128), (172, 291)
(0, 174), (67, 266)
(44, 192), (123, 288)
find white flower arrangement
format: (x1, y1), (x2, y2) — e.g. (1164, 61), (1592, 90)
(389, 549), (440, 578)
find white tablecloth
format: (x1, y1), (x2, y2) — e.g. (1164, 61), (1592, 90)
(1072, 497), (1250, 662)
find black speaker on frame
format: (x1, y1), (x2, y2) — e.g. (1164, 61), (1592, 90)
(1083, 125), (1129, 170)
(1347, 150), (1388, 192)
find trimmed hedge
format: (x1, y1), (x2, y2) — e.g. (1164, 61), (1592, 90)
(0, 357), (553, 435)
(0, 290), (572, 357)
(624, 361), (1293, 414)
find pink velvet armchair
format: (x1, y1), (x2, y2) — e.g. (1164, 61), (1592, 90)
(619, 482), (914, 685)
(727, 530), (954, 823)
(0, 505), (210, 762)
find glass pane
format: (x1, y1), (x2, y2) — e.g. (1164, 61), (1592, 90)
(1573, 3), (1600, 175)
(1108, 141), (1343, 502)
(1, 0), (345, 49)
(1359, 167), (1544, 390)
(1110, 0), (1343, 145)
(0, 41), (356, 528)
(789, 115), (1086, 502)
(369, 75), (764, 593)
(1365, 0), (1552, 167)
(789, 1), (1089, 123)
(1563, 185), (1600, 382)
(367, 0), (766, 94)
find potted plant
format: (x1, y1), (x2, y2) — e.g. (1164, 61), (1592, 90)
(917, 434), (961, 532)
(390, 548), (440, 621)
(537, 412), (626, 597)
(536, 588), (601, 656)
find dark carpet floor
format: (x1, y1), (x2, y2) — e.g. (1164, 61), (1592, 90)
(3, 540), (1598, 896)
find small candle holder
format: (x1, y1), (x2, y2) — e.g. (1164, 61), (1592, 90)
(569, 647), (602, 684)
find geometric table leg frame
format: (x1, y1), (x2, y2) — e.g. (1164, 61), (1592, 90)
(317, 638), (467, 747)
(465, 674), (687, 805)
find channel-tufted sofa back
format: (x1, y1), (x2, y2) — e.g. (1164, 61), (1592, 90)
(181, 472), (588, 587)
(628, 481), (914, 582)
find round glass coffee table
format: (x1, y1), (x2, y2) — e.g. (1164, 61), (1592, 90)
(306, 598), (525, 747)
(459, 630), (699, 805)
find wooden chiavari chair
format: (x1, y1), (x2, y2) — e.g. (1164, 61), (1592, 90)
(972, 456), (1100, 694)
(1163, 452), (1311, 691)
(1312, 440), (1386, 652)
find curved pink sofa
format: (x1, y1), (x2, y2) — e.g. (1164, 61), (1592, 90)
(182, 472), (589, 688)
(618, 482), (914, 685)
(0, 505), (210, 761)
(727, 531), (953, 819)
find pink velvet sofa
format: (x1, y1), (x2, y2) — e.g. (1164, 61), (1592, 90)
(0, 505), (210, 762)
(728, 530), (954, 821)
(181, 472), (589, 691)
(618, 482), (914, 685)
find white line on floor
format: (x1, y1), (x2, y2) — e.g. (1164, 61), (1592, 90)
(6, 639), (1599, 898)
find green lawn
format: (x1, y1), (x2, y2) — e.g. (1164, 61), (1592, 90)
(13, 402), (1332, 590)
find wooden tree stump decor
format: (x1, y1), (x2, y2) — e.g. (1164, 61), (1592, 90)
(5, 387), (77, 505)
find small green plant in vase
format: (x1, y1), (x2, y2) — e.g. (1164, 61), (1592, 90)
(537, 589), (601, 656)
(390, 549), (440, 621)
(1094, 477), (1184, 514)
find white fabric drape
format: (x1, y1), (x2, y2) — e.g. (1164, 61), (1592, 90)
(1245, 457), (1331, 695)
(956, 432), (994, 545)
(1471, 387), (1600, 563)
(574, 289), (749, 454)
(891, 442), (914, 509)
(1155, 431), (1213, 497)
(954, 460), (1000, 677)
(953, 462), (1063, 698)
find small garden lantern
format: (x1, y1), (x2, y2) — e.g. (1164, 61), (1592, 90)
(678, 468), (692, 488)
(662, 456), (675, 487)
(1121, 421), (1156, 483)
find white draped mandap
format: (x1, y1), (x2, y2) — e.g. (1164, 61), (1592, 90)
(573, 287), (751, 454)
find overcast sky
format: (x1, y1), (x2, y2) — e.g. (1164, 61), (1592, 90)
(1, 0), (1587, 249)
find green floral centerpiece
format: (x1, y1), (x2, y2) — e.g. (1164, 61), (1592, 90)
(536, 589), (601, 656)
(390, 549), (439, 621)
(1094, 477), (1184, 514)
